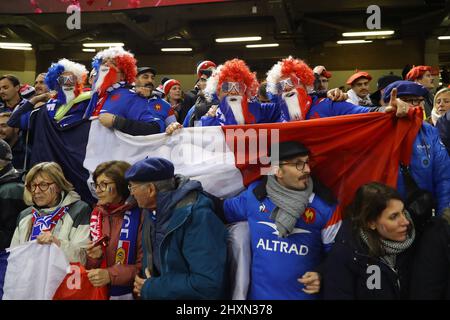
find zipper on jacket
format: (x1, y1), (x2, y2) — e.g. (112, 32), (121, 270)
(352, 248), (401, 291)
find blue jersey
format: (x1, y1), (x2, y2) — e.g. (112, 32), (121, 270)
(224, 180), (342, 300)
(98, 87), (165, 131)
(306, 96), (371, 120)
(200, 99), (281, 126)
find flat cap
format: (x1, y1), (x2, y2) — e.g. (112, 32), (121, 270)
(271, 141), (309, 163)
(137, 67), (157, 77)
(125, 157), (174, 182)
(383, 80), (428, 103)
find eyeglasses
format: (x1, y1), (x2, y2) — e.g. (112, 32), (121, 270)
(57, 74), (77, 87)
(280, 159), (310, 172)
(90, 181), (115, 192)
(128, 183), (147, 192)
(276, 75), (301, 93)
(27, 182), (55, 192)
(399, 97), (425, 106)
(220, 82), (246, 95)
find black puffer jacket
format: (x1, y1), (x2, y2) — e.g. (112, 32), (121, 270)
(323, 219), (415, 300)
(410, 213), (450, 300)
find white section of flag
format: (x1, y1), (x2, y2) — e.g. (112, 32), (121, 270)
(84, 120), (244, 198)
(1, 241), (69, 300)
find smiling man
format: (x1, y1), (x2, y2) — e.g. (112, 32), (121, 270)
(223, 141), (342, 300)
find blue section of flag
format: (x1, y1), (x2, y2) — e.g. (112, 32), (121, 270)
(0, 250), (10, 300)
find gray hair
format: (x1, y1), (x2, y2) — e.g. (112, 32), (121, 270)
(152, 177), (175, 193)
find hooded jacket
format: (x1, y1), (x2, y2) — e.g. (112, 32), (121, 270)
(140, 175), (228, 300)
(0, 165), (26, 250)
(11, 190), (91, 263)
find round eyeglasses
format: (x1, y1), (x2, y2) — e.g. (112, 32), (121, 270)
(90, 181), (115, 192)
(280, 159), (310, 171)
(27, 182), (55, 192)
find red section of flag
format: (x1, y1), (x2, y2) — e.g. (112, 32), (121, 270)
(53, 263), (109, 300)
(224, 109), (422, 207)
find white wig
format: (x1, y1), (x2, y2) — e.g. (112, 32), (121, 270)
(57, 58), (88, 81)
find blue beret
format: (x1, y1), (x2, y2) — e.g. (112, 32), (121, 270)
(383, 80), (428, 103)
(125, 157), (174, 182)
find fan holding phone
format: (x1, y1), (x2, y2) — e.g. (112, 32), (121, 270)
(85, 161), (144, 300)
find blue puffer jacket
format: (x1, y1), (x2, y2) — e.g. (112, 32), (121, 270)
(140, 176), (228, 300)
(396, 122), (450, 215)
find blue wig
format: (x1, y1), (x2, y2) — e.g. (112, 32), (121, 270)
(45, 63), (65, 91)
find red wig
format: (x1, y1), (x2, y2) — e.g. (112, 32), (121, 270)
(281, 57), (315, 87)
(405, 65), (432, 81)
(218, 59), (259, 97)
(114, 54), (137, 84)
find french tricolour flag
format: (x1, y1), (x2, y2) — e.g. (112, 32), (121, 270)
(84, 110), (422, 206)
(0, 241), (69, 300)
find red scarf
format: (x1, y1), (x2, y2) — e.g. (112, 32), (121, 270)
(89, 202), (134, 268)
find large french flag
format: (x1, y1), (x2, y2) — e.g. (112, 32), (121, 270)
(84, 110), (422, 206)
(30, 108), (422, 207)
(0, 242), (69, 300)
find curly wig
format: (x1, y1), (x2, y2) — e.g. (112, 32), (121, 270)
(266, 56), (314, 95)
(92, 47), (137, 84)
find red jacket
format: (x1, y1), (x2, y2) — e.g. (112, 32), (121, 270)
(86, 204), (144, 287)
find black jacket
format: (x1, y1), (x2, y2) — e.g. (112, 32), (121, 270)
(0, 168), (26, 250)
(410, 215), (450, 299)
(323, 219), (414, 300)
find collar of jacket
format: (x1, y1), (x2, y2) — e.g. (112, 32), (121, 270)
(252, 175), (337, 204)
(163, 190), (199, 234)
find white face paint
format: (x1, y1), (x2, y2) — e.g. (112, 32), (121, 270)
(282, 89), (302, 121)
(93, 65), (110, 93)
(226, 95), (245, 125)
(62, 86), (76, 104)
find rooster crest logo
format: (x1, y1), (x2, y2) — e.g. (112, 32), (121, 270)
(259, 203), (267, 213)
(154, 104), (161, 111)
(302, 208), (316, 224)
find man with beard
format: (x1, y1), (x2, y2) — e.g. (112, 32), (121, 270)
(266, 57), (405, 121)
(223, 141), (342, 299)
(135, 66), (156, 98)
(85, 47), (179, 135)
(200, 59), (281, 126)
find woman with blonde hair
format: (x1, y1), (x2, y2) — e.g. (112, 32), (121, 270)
(430, 87), (450, 125)
(10, 162), (91, 263)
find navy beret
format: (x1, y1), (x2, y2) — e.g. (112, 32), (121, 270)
(271, 141), (309, 163)
(383, 80), (428, 103)
(125, 157), (174, 182)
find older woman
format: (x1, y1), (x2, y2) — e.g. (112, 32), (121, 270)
(10, 162), (91, 263)
(323, 182), (416, 300)
(430, 87), (450, 125)
(86, 161), (143, 299)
